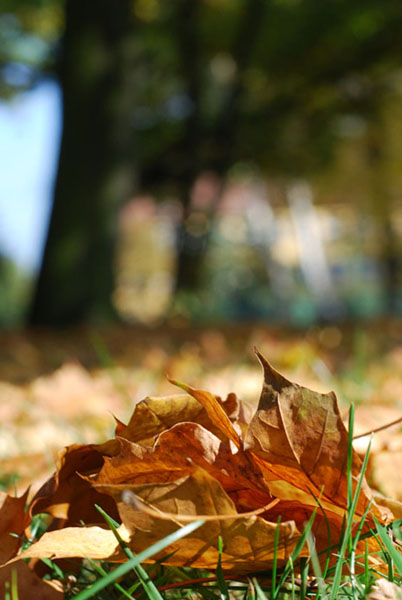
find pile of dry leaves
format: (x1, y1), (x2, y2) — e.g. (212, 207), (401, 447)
(0, 350), (401, 598)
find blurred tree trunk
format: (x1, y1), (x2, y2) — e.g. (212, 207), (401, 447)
(29, 0), (135, 326)
(366, 123), (400, 313)
(172, 0), (207, 294)
(173, 0), (267, 295)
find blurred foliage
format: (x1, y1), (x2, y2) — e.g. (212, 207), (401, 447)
(3, 0), (402, 178)
(115, 194), (402, 325)
(126, 0), (402, 182)
(0, 254), (32, 328)
(0, 0), (62, 95)
(1, 0), (402, 325)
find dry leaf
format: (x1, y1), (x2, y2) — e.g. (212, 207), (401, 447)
(15, 525), (127, 562)
(14, 351), (396, 579)
(168, 381), (241, 448)
(109, 469), (303, 573)
(22, 469), (303, 573)
(369, 578), (402, 600)
(0, 490), (63, 599)
(0, 489), (29, 564)
(118, 392), (240, 446)
(244, 351), (377, 518)
(0, 561), (64, 600)
(97, 423), (270, 497)
(30, 444), (119, 525)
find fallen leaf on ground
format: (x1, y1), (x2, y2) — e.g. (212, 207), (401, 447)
(0, 561), (64, 600)
(13, 525), (126, 562)
(0, 489), (30, 564)
(369, 578), (402, 600)
(118, 391), (240, 446)
(244, 351), (377, 518)
(30, 443), (120, 525)
(1, 350), (400, 596)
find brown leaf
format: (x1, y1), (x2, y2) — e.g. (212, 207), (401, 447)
(244, 351), (377, 517)
(168, 380), (241, 448)
(99, 468), (305, 573)
(369, 578), (402, 600)
(96, 423), (271, 499)
(29, 444), (119, 525)
(0, 489), (30, 564)
(373, 495), (402, 520)
(18, 469), (302, 573)
(370, 451), (402, 502)
(14, 352), (393, 578)
(0, 561), (64, 600)
(14, 525), (127, 562)
(118, 392), (240, 446)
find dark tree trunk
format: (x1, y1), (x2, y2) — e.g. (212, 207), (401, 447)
(173, 0), (268, 295)
(381, 216), (400, 312)
(174, 179), (223, 293)
(29, 0), (135, 326)
(172, 0), (204, 294)
(366, 124), (400, 313)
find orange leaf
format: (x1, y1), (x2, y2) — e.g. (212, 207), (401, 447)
(244, 350), (379, 518)
(0, 488), (30, 564)
(29, 443), (119, 525)
(97, 468), (305, 573)
(168, 380), (241, 449)
(118, 392), (241, 446)
(0, 561), (63, 600)
(96, 422), (271, 499)
(14, 525), (127, 562)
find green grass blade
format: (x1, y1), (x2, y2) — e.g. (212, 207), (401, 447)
(299, 557), (309, 600)
(350, 497), (373, 582)
(95, 504), (167, 600)
(346, 404), (355, 514)
(252, 577), (269, 600)
(391, 520), (402, 542)
(271, 515), (281, 598)
(275, 506), (317, 596)
(375, 518), (402, 576)
(10, 568), (18, 600)
(289, 557), (295, 600)
(86, 557), (135, 599)
(330, 408), (372, 600)
(306, 529), (326, 598)
(246, 580), (256, 600)
(364, 539), (370, 590)
(308, 490), (332, 580)
(40, 557), (65, 580)
(72, 518), (205, 600)
(216, 537), (229, 600)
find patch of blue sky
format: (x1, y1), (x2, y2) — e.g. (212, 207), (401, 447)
(0, 79), (61, 272)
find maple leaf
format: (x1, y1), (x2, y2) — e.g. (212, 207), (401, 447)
(19, 469), (303, 574)
(96, 423), (269, 497)
(0, 562), (64, 600)
(0, 489), (30, 564)
(0, 489), (63, 599)
(30, 443), (120, 525)
(244, 350), (380, 519)
(6, 351), (398, 582)
(107, 467), (304, 573)
(117, 391), (241, 446)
